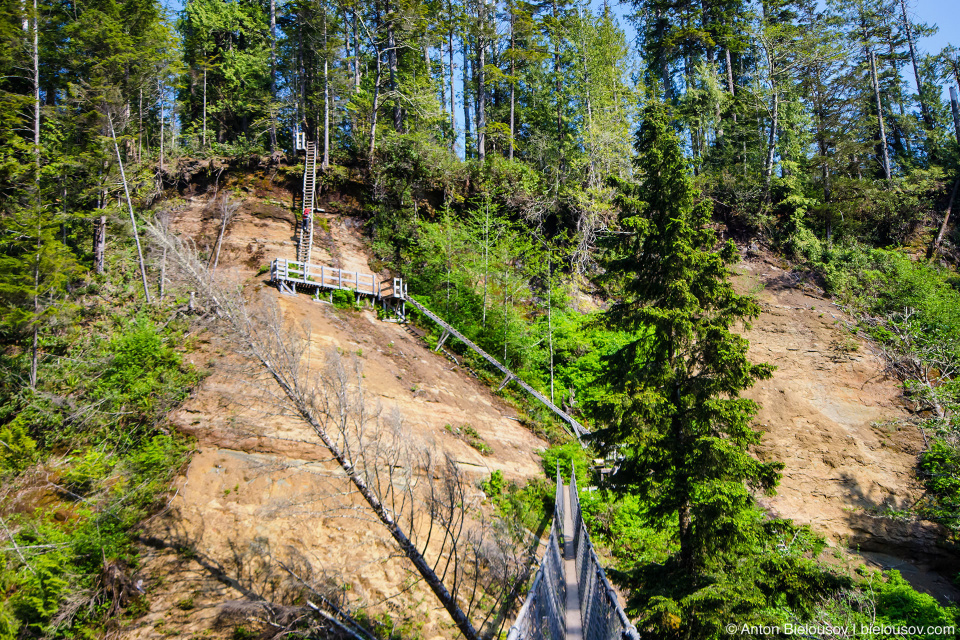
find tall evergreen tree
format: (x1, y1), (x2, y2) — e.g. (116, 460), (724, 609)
(597, 100), (781, 572)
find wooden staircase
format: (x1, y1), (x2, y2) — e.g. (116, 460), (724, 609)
(298, 142), (317, 264)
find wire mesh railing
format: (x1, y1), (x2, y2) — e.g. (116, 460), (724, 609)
(507, 466), (566, 640)
(570, 468), (640, 640)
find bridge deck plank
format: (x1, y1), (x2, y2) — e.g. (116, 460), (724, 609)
(562, 484), (583, 640)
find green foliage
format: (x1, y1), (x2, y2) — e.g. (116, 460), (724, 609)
(61, 449), (116, 495)
(871, 571), (959, 629)
(0, 414), (37, 473)
(539, 442), (592, 482)
(920, 441), (960, 533)
(10, 553), (69, 634)
(444, 423), (492, 455)
(577, 489), (675, 573)
(483, 473), (554, 539)
(331, 289), (357, 309)
(178, 0), (271, 146)
(480, 469), (506, 499)
(0, 290), (198, 637)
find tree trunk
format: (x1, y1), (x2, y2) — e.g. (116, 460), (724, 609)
(268, 374), (482, 640)
(108, 111), (152, 304)
(93, 215), (106, 274)
(138, 88), (143, 161)
(448, 13), (456, 153)
(202, 65), (207, 148)
(724, 47), (737, 125)
(508, 6), (515, 160)
(927, 179), (958, 261)
(369, 53), (382, 160)
(477, 6), (486, 161)
(388, 21), (402, 132)
(159, 245), (167, 299)
(898, 0), (932, 128)
(463, 38), (472, 157)
(552, 0), (561, 150)
(764, 89), (778, 192)
(269, 0), (277, 152)
(678, 500), (693, 571)
(869, 50), (891, 180)
(579, 3), (595, 185)
(158, 78), (164, 169)
(30, 0), (40, 389)
(950, 85), (960, 148)
(323, 11), (330, 169)
(353, 10), (361, 92)
(482, 200), (489, 326)
(547, 256), (554, 403)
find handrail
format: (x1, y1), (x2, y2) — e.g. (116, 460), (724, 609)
(506, 465), (566, 640)
(402, 295), (588, 445)
(570, 468), (639, 640)
(270, 259), (382, 297)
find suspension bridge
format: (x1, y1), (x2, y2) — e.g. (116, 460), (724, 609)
(271, 142), (635, 638)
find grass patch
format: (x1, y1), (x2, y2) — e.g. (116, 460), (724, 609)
(444, 423), (492, 455)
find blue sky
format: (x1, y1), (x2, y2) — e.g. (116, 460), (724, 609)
(912, 0), (959, 59)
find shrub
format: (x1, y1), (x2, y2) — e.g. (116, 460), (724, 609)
(0, 415), (37, 473)
(331, 289), (357, 309)
(920, 440), (960, 532)
(540, 442), (593, 482)
(62, 450), (116, 495)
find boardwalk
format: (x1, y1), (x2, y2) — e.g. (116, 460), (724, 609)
(563, 484), (583, 640)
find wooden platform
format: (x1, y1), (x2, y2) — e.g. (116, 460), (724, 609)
(270, 258), (402, 300)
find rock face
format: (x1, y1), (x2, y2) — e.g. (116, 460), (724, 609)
(123, 188), (549, 640)
(735, 258), (959, 602)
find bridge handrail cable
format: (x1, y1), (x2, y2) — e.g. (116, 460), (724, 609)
(402, 295), (587, 443)
(506, 465), (566, 640)
(570, 468), (639, 640)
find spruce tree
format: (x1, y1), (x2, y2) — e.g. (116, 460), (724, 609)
(597, 100), (782, 573)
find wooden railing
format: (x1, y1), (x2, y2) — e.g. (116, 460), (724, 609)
(271, 259), (382, 297)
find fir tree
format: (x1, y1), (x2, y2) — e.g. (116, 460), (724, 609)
(597, 100), (782, 573)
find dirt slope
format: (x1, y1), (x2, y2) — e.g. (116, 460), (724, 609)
(734, 255), (958, 602)
(124, 182), (958, 638)
(119, 190), (548, 640)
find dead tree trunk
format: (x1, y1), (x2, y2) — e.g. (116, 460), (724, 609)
(869, 50), (891, 180)
(108, 110), (152, 303)
(928, 179), (958, 261)
(898, 0), (932, 128)
(93, 215), (106, 274)
(146, 225), (495, 640)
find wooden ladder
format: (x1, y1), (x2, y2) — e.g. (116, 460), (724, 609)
(298, 142), (317, 264)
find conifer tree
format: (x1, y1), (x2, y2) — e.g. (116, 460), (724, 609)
(597, 100), (782, 572)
